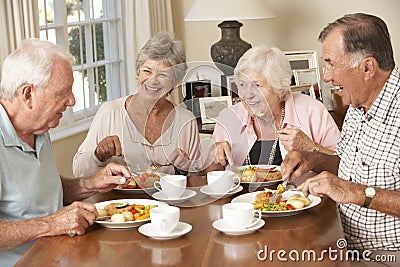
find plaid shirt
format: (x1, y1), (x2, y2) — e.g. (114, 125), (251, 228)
(336, 66), (400, 250)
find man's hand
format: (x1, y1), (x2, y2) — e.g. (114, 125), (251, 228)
(46, 201), (98, 236)
(278, 128), (314, 152)
(297, 171), (364, 205)
(281, 150), (315, 182)
(84, 162), (131, 193)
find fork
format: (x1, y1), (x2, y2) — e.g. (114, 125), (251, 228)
(268, 179), (288, 203)
(225, 163), (241, 175)
(150, 162), (170, 171)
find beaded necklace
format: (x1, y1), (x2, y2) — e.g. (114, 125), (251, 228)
(245, 101), (286, 165)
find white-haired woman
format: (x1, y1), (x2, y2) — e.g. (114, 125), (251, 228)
(73, 32), (201, 176)
(207, 46), (340, 170)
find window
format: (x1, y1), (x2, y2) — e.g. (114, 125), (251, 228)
(38, 0), (126, 140)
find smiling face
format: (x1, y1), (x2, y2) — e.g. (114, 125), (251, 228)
(137, 59), (174, 102)
(237, 70), (281, 118)
(33, 58), (75, 134)
(321, 29), (368, 108)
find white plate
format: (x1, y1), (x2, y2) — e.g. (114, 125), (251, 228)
(113, 172), (167, 194)
(212, 218), (265, 236)
(231, 190), (321, 217)
(113, 187), (157, 194)
(200, 185), (243, 198)
(94, 199), (168, 229)
(152, 189), (197, 204)
(138, 222), (192, 240)
(235, 165), (282, 185)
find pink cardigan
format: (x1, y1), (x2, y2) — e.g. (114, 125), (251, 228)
(212, 93), (341, 166)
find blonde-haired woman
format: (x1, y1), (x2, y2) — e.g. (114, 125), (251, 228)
(73, 32), (201, 176)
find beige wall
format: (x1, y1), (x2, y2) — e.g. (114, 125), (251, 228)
(172, 0), (400, 66)
(52, 131), (87, 177)
(53, 0), (400, 177)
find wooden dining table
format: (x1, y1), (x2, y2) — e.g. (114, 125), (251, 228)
(16, 176), (350, 267)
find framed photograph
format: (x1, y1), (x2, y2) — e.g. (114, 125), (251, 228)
(293, 68), (321, 99)
(198, 96), (232, 124)
(221, 74), (238, 98)
(184, 80), (212, 100)
(183, 80), (212, 119)
(182, 62), (224, 99)
(284, 50), (319, 70)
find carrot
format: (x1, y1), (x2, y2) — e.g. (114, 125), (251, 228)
(135, 213), (150, 221)
(133, 205), (145, 212)
(253, 203), (263, 209)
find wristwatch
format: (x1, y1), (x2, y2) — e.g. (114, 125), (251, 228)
(363, 187), (376, 208)
(312, 142), (320, 153)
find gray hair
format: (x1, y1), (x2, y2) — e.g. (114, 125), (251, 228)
(136, 32), (187, 88)
(234, 45), (292, 100)
(0, 38), (74, 100)
(318, 13), (395, 71)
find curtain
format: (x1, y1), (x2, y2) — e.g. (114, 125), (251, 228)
(0, 0), (39, 78)
(122, 0), (175, 100)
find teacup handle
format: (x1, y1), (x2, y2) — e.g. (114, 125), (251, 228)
(154, 181), (162, 192)
(247, 209), (262, 228)
(230, 177), (241, 191)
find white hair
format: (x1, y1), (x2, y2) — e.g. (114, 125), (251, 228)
(0, 38), (74, 100)
(234, 45), (293, 100)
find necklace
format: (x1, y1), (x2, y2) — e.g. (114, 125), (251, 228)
(245, 101), (286, 165)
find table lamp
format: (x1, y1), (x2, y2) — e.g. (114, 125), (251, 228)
(185, 0), (275, 74)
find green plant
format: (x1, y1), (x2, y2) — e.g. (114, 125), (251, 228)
(68, 23), (107, 103)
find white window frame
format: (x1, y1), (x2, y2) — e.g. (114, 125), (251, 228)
(38, 0), (127, 141)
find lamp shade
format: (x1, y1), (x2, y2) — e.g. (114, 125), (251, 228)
(185, 0), (275, 21)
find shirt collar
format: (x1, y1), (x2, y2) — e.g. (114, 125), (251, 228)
(0, 103), (36, 152)
(237, 103), (255, 135)
(238, 94), (302, 134)
(364, 66), (400, 123)
(281, 94), (302, 128)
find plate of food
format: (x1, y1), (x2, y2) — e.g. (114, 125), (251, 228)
(231, 190), (321, 217)
(114, 172), (166, 194)
(94, 199), (168, 229)
(235, 165), (282, 186)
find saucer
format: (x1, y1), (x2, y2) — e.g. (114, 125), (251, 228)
(152, 189), (197, 204)
(138, 222), (192, 240)
(212, 218), (265, 236)
(200, 185), (243, 198)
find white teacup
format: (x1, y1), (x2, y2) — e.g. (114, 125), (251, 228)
(154, 175), (187, 199)
(150, 206), (180, 234)
(207, 171), (240, 194)
(222, 202), (262, 230)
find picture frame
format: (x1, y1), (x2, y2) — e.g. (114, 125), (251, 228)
(198, 96), (232, 124)
(284, 50), (319, 70)
(221, 74), (239, 98)
(184, 80), (212, 100)
(182, 62), (224, 99)
(183, 80), (212, 119)
(293, 68), (321, 99)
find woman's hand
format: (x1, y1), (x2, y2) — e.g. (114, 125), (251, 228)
(277, 128), (314, 152)
(94, 135), (122, 162)
(213, 141), (232, 167)
(166, 148), (191, 172)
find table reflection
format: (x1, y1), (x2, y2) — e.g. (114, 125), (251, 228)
(139, 238), (191, 266)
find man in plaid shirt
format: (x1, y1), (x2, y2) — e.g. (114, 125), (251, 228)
(281, 13), (400, 258)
